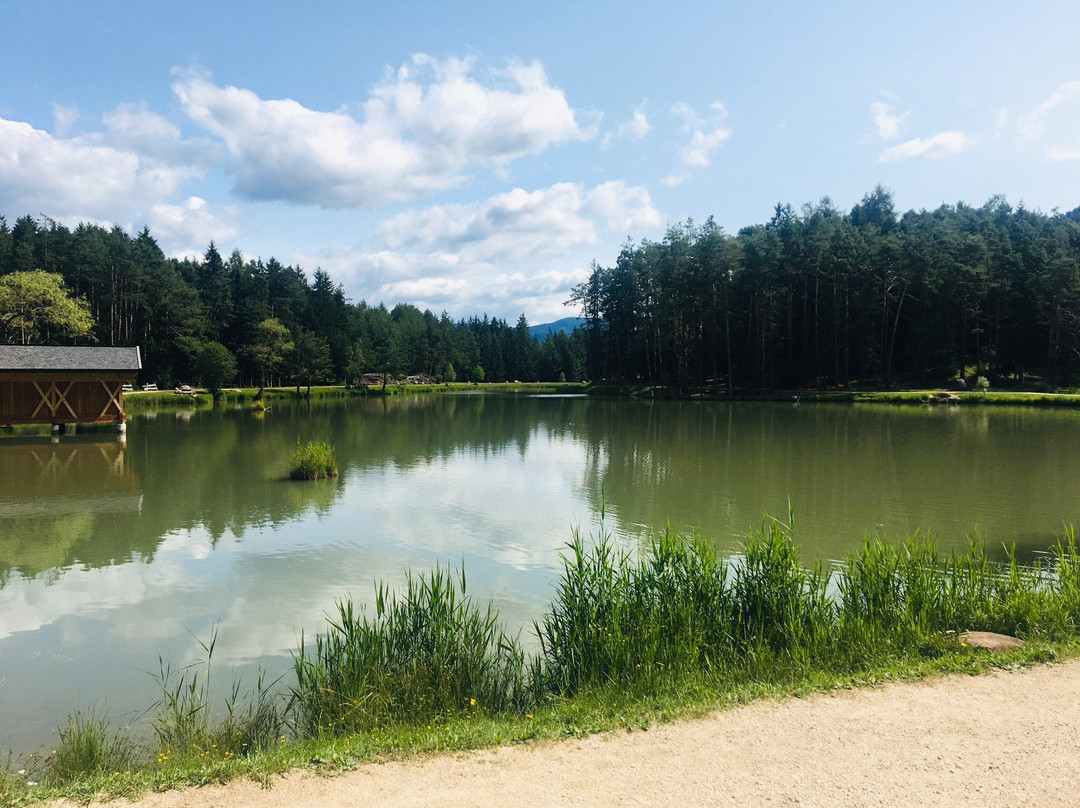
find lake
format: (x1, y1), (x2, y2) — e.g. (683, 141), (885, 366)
(2, 394), (1079, 751)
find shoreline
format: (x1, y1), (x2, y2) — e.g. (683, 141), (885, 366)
(69, 656), (1080, 808)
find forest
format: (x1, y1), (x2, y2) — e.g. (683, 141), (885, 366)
(2, 185), (1080, 392)
(573, 187), (1080, 392)
(0, 216), (586, 388)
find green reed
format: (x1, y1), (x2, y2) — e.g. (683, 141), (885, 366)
(28, 522), (1080, 795)
(292, 523), (1080, 740)
(48, 709), (135, 785)
(537, 526), (735, 695)
(539, 523), (1080, 692)
(290, 565), (531, 737)
(151, 628), (284, 760)
(288, 440), (338, 480)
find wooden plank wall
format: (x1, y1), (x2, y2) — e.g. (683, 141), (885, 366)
(0, 372), (131, 425)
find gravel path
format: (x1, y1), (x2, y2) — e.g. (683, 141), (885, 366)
(77, 658), (1080, 808)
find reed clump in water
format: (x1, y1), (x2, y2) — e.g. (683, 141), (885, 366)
(288, 440), (338, 480)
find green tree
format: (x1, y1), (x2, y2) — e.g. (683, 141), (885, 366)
(0, 270), (94, 344)
(243, 317), (294, 390)
(194, 341), (238, 395)
(344, 339), (367, 387)
(290, 328), (332, 395)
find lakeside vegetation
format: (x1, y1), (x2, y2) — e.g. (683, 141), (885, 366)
(118, 382), (587, 413)
(3, 522), (1079, 805)
(0, 215), (587, 392)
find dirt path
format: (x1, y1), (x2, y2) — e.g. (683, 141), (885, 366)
(76, 659), (1080, 807)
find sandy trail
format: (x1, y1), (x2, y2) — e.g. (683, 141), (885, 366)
(74, 659), (1080, 808)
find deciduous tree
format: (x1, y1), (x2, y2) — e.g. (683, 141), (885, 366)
(0, 270), (94, 344)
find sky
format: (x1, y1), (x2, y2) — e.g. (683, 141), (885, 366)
(2, 1), (1079, 324)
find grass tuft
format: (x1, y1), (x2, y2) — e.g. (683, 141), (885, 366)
(151, 628), (285, 761)
(288, 440), (338, 480)
(48, 708), (135, 785)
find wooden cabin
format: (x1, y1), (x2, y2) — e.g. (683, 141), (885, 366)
(0, 345), (142, 427)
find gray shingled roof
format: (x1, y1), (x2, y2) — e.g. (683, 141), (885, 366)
(0, 345), (142, 372)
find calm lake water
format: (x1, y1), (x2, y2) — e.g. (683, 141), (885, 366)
(2, 394), (1079, 751)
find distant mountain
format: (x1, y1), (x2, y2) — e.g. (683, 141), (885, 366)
(529, 317), (585, 339)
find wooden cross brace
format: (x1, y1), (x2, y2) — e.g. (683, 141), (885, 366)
(30, 380), (78, 422)
(99, 380), (124, 420)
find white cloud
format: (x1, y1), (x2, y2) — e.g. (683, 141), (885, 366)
(293, 180), (659, 320)
(50, 103), (79, 137)
(601, 103), (651, 149)
(878, 131), (972, 162)
(869, 101), (909, 139)
(0, 99), (219, 242)
(680, 126), (730, 168)
(1017, 81), (1080, 160)
(994, 108), (1009, 138)
(172, 57), (590, 208)
(372, 180), (658, 261)
(0, 115), (207, 223)
(671, 101), (703, 131)
(1017, 80), (1080, 139)
(664, 101), (730, 185)
(148, 196), (240, 257)
(1048, 146), (1080, 161)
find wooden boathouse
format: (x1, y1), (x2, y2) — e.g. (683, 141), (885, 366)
(0, 345), (142, 428)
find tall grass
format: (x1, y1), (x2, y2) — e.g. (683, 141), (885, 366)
(291, 565), (531, 737)
(289, 524), (1080, 740)
(536, 522), (1080, 696)
(48, 709), (135, 784)
(22, 522), (1080, 792)
(152, 628), (284, 759)
(537, 527), (733, 695)
(289, 440), (338, 480)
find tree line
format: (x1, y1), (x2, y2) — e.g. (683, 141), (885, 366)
(0, 216), (586, 389)
(572, 187), (1080, 391)
(5, 186), (1079, 393)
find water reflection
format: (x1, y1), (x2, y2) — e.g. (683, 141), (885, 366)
(0, 439), (139, 578)
(2, 395), (1080, 752)
(577, 400), (1080, 560)
(3, 396), (1078, 588)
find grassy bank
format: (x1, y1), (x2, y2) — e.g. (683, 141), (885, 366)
(4, 524), (1080, 805)
(583, 383), (1080, 407)
(121, 382), (586, 413)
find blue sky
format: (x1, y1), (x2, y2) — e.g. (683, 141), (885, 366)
(2, 1), (1079, 322)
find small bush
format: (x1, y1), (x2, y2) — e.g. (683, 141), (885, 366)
(289, 440), (338, 480)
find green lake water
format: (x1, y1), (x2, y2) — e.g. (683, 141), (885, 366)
(2, 394), (1079, 751)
